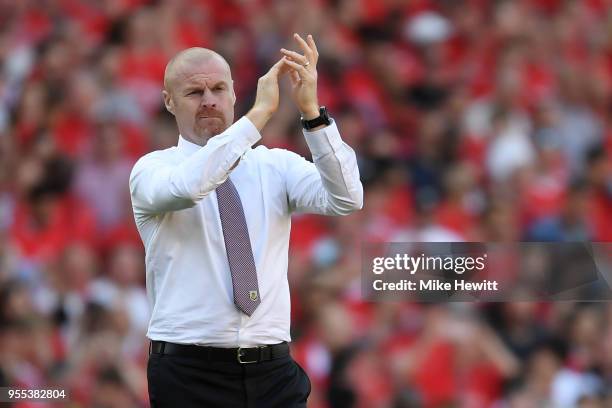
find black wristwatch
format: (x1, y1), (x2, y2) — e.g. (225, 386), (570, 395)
(301, 106), (331, 130)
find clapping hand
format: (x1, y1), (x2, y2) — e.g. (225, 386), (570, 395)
(247, 58), (292, 131)
(280, 33), (320, 120)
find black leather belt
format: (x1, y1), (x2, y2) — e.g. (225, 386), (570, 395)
(149, 341), (290, 364)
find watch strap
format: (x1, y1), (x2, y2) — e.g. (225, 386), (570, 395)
(301, 106), (331, 130)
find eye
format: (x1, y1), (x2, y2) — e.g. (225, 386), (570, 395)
(187, 90), (203, 96)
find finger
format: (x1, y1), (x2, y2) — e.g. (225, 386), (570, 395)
(306, 34), (319, 60)
(293, 33), (314, 63)
(279, 62), (292, 76)
(268, 58), (286, 74)
(265, 58), (292, 80)
(280, 48), (308, 66)
(289, 70), (300, 86)
(278, 58), (293, 75)
(283, 57), (311, 80)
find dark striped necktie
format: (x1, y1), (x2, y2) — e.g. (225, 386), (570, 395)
(215, 177), (261, 316)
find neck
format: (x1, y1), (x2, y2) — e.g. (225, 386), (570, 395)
(181, 134), (209, 147)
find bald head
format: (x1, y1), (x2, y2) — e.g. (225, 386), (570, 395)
(163, 48), (232, 93)
(162, 48), (237, 145)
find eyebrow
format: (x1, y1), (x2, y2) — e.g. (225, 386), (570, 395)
(183, 81), (228, 91)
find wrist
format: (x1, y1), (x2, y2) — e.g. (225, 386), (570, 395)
(254, 104), (275, 120)
(246, 106), (274, 131)
(301, 106), (331, 131)
(300, 104), (320, 120)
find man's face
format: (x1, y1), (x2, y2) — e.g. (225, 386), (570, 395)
(164, 56), (235, 144)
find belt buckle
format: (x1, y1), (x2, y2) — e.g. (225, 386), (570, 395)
(237, 347), (259, 364)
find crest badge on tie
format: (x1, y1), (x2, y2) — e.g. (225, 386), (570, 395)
(249, 291), (259, 301)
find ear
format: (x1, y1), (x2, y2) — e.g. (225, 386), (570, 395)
(162, 90), (175, 115)
(231, 88), (236, 105)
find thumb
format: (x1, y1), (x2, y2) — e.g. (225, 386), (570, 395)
(268, 58), (289, 76)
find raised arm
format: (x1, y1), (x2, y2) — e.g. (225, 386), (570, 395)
(129, 117), (260, 214)
(284, 122), (363, 215)
(280, 34), (363, 215)
(130, 58), (290, 215)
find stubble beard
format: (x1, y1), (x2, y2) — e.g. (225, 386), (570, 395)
(194, 117), (228, 143)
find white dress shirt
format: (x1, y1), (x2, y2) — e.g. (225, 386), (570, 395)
(129, 116), (363, 346)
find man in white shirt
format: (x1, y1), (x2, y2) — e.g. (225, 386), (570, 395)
(129, 34), (363, 407)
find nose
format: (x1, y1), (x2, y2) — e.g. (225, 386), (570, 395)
(200, 89), (217, 109)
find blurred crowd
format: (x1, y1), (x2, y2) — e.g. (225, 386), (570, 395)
(0, 0), (612, 407)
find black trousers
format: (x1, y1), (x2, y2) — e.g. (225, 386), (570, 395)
(147, 351), (311, 407)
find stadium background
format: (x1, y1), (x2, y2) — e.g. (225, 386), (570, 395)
(0, 0), (611, 407)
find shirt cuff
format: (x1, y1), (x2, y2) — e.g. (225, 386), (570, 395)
(236, 116), (263, 146)
(302, 119), (343, 159)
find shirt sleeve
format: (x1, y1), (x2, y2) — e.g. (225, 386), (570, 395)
(285, 120), (363, 215)
(129, 116), (261, 215)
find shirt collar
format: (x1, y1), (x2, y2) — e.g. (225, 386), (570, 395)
(176, 135), (202, 156)
(175, 134), (252, 161)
